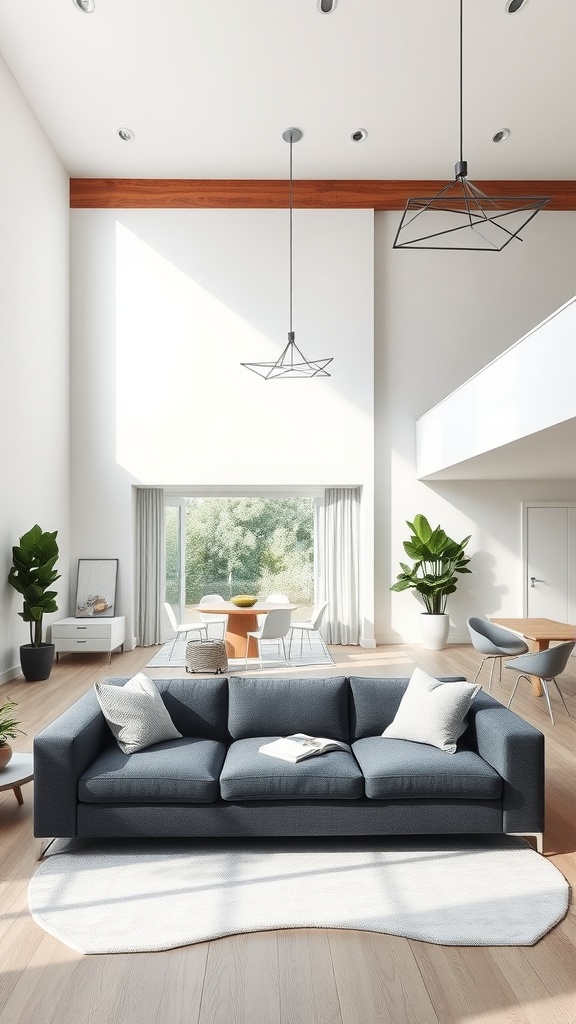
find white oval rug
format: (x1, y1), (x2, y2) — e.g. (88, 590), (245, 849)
(28, 836), (569, 954)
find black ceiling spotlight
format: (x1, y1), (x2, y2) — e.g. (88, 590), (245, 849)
(505, 0), (529, 12)
(118, 128), (135, 142)
(241, 130), (333, 379)
(393, 0), (549, 250)
(72, 0), (95, 12)
(318, 0), (337, 12)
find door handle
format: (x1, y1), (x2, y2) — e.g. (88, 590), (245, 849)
(530, 577), (545, 588)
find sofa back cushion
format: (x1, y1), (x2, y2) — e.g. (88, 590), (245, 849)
(349, 675), (468, 740)
(228, 675), (350, 741)
(102, 677), (230, 743)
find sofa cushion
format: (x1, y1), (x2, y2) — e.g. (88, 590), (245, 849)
(227, 676), (350, 742)
(78, 737), (227, 804)
(349, 675), (468, 740)
(352, 737), (502, 800)
(220, 737), (364, 800)
(381, 668), (480, 754)
(103, 676), (230, 743)
(94, 674), (182, 753)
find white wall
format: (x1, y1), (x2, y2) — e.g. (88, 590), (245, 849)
(375, 210), (576, 644)
(417, 294), (576, 478)
(0, 54), (70, 683)
(70, 209), (374, 646)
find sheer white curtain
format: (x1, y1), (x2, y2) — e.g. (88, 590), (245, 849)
(135, 487), (165, 646)
(323, 487), (360, 645)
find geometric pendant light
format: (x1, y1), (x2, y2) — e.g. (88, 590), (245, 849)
(241, 129), (333, 377)
(393, 0), (550, 251)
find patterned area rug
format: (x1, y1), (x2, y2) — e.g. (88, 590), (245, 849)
(29, 835), (569, 954)
(146, 638), (334, 670)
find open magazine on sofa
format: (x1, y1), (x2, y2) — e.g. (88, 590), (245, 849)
(259, 733), (351, 763)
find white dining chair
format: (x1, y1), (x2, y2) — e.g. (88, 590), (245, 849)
(198, 594), (228, 640)
(258, 592), (290, 628)
(163, 602), (207, 660)
(288, 600), (330, 658)
(245, 607), (292, 668)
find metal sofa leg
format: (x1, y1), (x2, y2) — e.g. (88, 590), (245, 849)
(506, 832), (544, 854)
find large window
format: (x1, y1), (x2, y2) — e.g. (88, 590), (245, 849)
(165, 497), (316, 619)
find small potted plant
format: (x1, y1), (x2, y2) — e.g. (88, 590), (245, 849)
(7, 525), (61, 681)
(0, 700), (24, 769)
(391, 513), (471, 650)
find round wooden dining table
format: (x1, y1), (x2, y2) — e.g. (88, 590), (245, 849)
(193, 602), (297, 659)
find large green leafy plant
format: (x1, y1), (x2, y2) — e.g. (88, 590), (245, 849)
(391, 514), (471, 615)
(7, 525), (60, 647)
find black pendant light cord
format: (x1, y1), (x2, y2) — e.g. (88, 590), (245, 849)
(459, 0), (463, 164)
(288, 136), (293, 338)
(455, 0), (467, 178)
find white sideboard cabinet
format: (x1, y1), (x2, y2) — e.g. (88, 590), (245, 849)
(51, 616), (126, 664)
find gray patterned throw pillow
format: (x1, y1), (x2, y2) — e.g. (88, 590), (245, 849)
(95, 673), (182, 754)
(381, 666), (480, 754)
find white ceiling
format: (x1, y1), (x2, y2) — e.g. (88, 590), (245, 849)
(0, 0), (574, 179)
(2, 0), (574, 483)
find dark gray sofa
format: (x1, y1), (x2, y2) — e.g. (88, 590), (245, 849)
(33, 674), (545, 850)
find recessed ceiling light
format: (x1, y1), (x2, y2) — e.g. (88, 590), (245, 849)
(72, 0), (95, 12)
(492, 128), (511, 143)
(351, 129), (368, 143)
(505, 0), (528, 12)
(317, 0), (337, 12)
(118, 128), (135, 142)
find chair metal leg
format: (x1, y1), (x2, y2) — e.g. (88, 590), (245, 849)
(474, 657), (487, 685)
(319, 634), (330, 658)
(507, 673), (527, 710)
(169, 632), (180, 660)
(281, 638), (287, 663)
(540, 679), (555, 725)
(551, 677), (570, 717)
(258, 639), (263, 670)
(488, 659), (496, 692)
(245, 635), (250, 669)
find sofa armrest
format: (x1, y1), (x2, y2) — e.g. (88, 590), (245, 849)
(33, 690), (109, 838)
(469, 698), (544, 834)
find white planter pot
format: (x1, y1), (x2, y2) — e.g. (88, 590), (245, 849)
(420, 613), (450, 651)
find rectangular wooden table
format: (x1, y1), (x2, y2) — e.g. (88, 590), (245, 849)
(489, 617), (576, 695)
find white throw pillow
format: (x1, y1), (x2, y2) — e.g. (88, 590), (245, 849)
(94, 673), (182, 754)
(381, 667), (480, 754)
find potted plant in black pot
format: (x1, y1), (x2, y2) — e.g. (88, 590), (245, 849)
(7, 525), (61, 681)
(390, 514), (471, 650)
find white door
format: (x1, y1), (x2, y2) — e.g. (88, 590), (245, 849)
(524, 504), (576, 624)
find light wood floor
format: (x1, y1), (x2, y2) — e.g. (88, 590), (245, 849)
(1, 643), (576, 1024)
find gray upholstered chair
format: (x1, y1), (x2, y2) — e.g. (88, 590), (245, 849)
(467, 616), (529, 690)
(505, 641), (575, 725)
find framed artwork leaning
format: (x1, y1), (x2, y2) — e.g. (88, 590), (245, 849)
(75, 559), (118, 617)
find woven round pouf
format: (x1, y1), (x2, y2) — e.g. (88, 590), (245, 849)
(185, 639), (228, 674)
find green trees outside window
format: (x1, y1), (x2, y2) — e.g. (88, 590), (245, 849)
(166, 497), (315, 613)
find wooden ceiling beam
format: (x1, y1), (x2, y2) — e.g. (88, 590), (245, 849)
(70, 178), (576, 211)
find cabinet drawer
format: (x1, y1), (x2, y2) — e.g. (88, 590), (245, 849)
(52, 621), (113, 639)
(54, 639), (115, 653)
